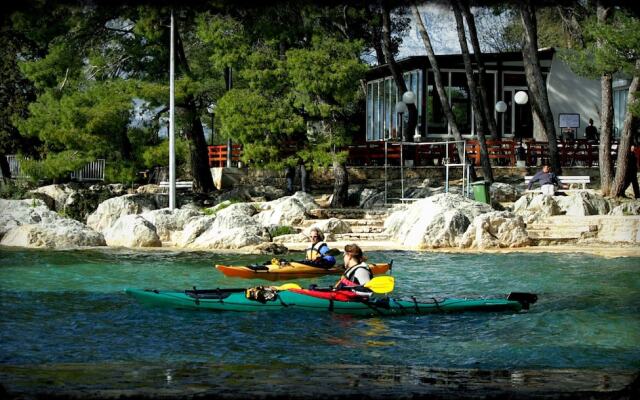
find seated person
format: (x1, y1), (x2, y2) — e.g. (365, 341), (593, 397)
(303, 228), (336, 268)
(527, 164), (567, 195)
(334, 243), (372, 296)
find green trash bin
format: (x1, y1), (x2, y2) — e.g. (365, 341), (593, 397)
(472, 181), (491, 204)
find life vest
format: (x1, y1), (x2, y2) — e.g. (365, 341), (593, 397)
(339, 262), (373, 287)
(306, 242), (328, 260)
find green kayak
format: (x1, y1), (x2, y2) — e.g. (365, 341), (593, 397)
(125, 287), (537, 316)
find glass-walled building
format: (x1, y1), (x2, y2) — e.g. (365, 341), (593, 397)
(364, 49), (611, 143)
(366, 70), (423, 141)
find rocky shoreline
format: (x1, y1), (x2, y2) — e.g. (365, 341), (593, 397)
(1, 182), (639, 254)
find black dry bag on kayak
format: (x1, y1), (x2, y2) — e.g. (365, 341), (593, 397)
(245, 286), (278, 303)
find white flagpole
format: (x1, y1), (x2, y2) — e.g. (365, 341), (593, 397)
(168, 10), (176, 210)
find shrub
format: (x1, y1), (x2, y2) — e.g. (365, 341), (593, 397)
(271, 225), (296, 237)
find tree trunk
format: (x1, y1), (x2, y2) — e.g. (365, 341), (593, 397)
(609, 62), (639, 197)
(381, 3), (417, 144)
(599, 73), (614, 195)
(299, 164), (309, 193)
(597, 3), (614, 196)
(519, 0), (561, 173)
(330, 160), (349, 207)
(460, 0), (499, 139)
(174, 19), (215, 193)
(0, 152), (10, 183)
(411, 2), (476, 180)
(452, 0), (493, 183)
(182, 103), (216, 193)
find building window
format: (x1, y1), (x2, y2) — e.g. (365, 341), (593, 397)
(613, 88), (628, 139)
(427, 71), (448, 135)
(366, 69), (423, 142)
(449, 72), (471, 135)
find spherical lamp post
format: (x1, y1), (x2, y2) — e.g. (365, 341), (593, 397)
(394, 101), (409, 141)
(206, 103), (216, 146)
(495, 101), (507, 113)
(514, 91), (529, 105)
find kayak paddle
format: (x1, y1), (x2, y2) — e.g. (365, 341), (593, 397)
(361, 275), (394, 294)
(272, 283), (302, 290)
(273, 276), (395, 294)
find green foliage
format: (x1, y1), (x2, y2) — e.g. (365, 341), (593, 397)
(6, 1), (373, 186)
(271, 225), (296, 237)
(104, 161), (137, 184)
(141, 138), (189, 169)
(197, 13), (250, 70)
(562, 10), (640, 117)
(208, 13), (366, 172)
(203, 198), (241, 215)
(20, 151), (90, 183)
(0, 180), (32, 200)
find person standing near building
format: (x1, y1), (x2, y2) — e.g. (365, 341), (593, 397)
(622, 144), (640, 199)
(585, 118), (598, 142)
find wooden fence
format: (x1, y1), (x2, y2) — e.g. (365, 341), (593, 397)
(208, 144), (243, 168)
(205, 139), (615, 168)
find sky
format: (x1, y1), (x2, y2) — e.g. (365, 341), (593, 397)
(397, 4), (511, 59)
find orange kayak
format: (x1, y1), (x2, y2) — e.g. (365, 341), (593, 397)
(215, 261), (392, 281)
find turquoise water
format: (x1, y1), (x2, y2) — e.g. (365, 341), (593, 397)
(1, 248), (639, 395)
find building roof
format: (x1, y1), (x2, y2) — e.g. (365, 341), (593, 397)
(365, 48), (556, 81)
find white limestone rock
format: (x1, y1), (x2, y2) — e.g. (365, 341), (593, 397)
(359, 188), (386, 208)
(103, 215), (161, 247)
(254, 195), (310, 227)
(490, 182), (522, 203)
(187, 203), (266, 249)
(608, 200), (640, 216)
(291, 191), (319, 212)
(0, 198), (60, 239)
(555, 192), (611, 216)
(272, 233), (307, 244)
(188, 225), (265, 249)
(174, 215), (216, 247)
(513, 194), (561, 223)
(28, 184), (76, 211)
(141, 207), (202, 241)
(421, 210), (470, 248)
(1, 220), (105, 248)
(459, 211), (530, 249)
(86, 194), (159, 233)
(304, 218), (352, 237)
(595, 216), (640, 243)
(384, 193), (491, 248)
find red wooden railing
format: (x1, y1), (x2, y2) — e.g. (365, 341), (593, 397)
(208, 144), (243, 168)
(208, 140), (613, 168)
(466, 140), (516, 166)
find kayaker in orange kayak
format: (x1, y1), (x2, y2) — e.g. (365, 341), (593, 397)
(304, 228), (336, 268)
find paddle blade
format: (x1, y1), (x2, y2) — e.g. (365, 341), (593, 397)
(363, 276), (394, 294)
(325, 248), (342, 257)
(274, 283), (302, 291)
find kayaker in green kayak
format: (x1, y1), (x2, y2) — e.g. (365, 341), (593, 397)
(335, 243), (373, 296)
(303, 228), (336, 268)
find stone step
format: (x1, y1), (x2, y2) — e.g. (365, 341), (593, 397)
(333, 233), (390, 241)
(526, 229), (598, 240)
(527, 222), (599, 231)
(298, 218), (385, 228)
(349, 226), (385, 234)
(307, 208), (391, 220)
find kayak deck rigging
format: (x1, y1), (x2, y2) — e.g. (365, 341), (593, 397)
(126, 287), (537, 316)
